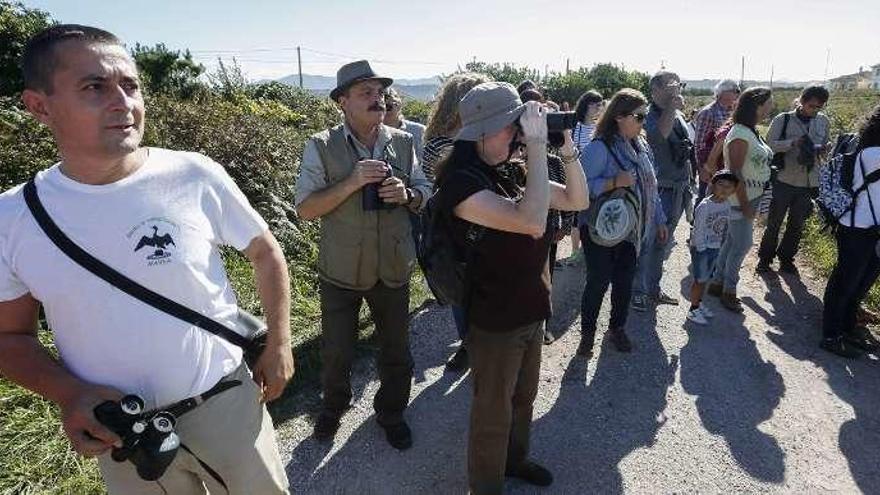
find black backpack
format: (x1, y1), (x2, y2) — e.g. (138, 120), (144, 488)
(416, 167), (490, 307)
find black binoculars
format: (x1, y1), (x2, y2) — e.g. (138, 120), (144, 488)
(94, 394), (181, 481)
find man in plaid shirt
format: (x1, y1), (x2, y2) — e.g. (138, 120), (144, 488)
(693, 79), (740, 204)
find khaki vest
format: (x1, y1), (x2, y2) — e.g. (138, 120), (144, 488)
(312, 124), (416, 291)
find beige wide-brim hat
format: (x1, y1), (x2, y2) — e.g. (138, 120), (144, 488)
(454, 82), (527, 142)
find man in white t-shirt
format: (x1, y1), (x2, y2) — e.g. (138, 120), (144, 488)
(0, 25), (293, 494)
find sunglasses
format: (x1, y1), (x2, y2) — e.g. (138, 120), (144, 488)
(627, 112), (647, 123)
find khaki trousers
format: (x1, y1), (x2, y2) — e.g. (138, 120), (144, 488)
(98, 364), (289, 494)
(467, 321), (543, 495)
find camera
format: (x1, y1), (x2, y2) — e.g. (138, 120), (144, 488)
(514, 111), (579, 149)
(362, 164), (395, 211)
(546, 111), (578, 132)
(94, 395), (181, 481)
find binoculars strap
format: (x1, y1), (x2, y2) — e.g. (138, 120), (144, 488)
(163, 379), (243, 419)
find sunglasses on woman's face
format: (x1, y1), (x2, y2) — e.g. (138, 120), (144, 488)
(628, 112), (647, 123)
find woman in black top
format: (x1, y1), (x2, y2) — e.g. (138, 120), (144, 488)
(434, 82), (588, 495)
(421, 72), (492, 372)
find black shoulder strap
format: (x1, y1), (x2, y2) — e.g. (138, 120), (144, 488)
(22, 179), (251, 349)
(780, 112), (790, 140)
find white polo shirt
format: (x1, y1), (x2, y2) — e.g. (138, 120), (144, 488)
(0, 148), (268, 407)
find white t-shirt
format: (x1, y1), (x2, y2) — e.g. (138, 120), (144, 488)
(842, 147), (880, 228)
(0, 148), (268, 408)
(690, 197), (731, 251)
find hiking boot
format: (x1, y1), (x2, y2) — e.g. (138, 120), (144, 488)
(381, 421), (413, 450)
(631, 294), (649, 312)
(576, 336), (594, 358)
(779, 260), (799, 275)
(755, 261), (773, 274)
(505, 460), (553, 487)
(445, 346), (469, 372)
(843, 327), (880, 353)
(313, 412), (341, 442)
(609, 327), (632, 352)
(653, 291), (679, 306)
(686, 307), (709, 325)
(720, 292), (744, 313)
(820, 337), (863, 359)
(707, 283), (723, 298)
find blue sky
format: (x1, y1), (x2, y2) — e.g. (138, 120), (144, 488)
(24, 0), (880, 83)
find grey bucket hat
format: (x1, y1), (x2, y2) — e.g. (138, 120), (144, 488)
(455, 82), (527, 141)
(330, 60), (393, 101)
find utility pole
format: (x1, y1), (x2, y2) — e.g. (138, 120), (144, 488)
(824, 47), (832, 82)
(566, 58), (570, 75)
(297, 46), (303, 89)
(770, 65), (774, 88)
(740, 56), (745, 87)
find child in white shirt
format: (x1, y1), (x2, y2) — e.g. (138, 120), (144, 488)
(687, 170), (739, 324)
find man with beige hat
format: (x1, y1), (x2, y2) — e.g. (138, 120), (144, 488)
(295, 60), (431, 450)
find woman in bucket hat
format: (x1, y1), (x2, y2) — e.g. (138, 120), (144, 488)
(432, 82), (588, 494)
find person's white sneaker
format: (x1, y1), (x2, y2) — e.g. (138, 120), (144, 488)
(687, 307), (709, 325)
(700, 305), (715, 319)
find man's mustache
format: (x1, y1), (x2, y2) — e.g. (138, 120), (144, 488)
(368, 103), (385, 112)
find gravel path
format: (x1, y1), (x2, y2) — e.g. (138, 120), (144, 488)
(276, 225), (880, 494)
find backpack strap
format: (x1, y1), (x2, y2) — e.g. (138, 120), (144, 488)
(780, 112), (790, 140)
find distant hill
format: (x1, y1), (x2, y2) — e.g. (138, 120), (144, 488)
(277, 73), (441, 101)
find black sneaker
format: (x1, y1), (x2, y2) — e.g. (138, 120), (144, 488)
(820, 337), (863, 359)
(313, 412), (341, 442)
(779, 260), (799, 275)
(543, 330), (555, 345)
(609, 327), (632, 353)
(445, 347), (469, 372)
(505, 460), (553, 487)
(381, 421), (413, 450)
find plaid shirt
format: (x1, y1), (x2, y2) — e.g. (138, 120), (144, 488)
(693, 101), (731, 166)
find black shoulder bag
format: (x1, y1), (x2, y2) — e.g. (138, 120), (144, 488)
(23, 179), (268, 368)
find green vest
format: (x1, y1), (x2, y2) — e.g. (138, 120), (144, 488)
(311, 124), (416, 291)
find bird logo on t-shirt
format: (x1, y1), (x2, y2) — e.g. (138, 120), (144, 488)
(134, 225), (176, 261)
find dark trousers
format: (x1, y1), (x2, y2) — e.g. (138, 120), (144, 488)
(319, 280), (413, 426)
(467, 321), (543, 495)
(758, 181), (814, 264)
(579, 226), (637, 340)
(822, 226), (880, 340)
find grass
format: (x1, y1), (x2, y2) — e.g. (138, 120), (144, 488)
(0, 251), (431, 495)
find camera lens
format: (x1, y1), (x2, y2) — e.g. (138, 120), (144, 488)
(151, 413), (176, 434)
(546, 111), (577, 132)
(120, 395), (145, 415)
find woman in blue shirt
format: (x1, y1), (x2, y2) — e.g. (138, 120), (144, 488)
(577, 88), (668, 358)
